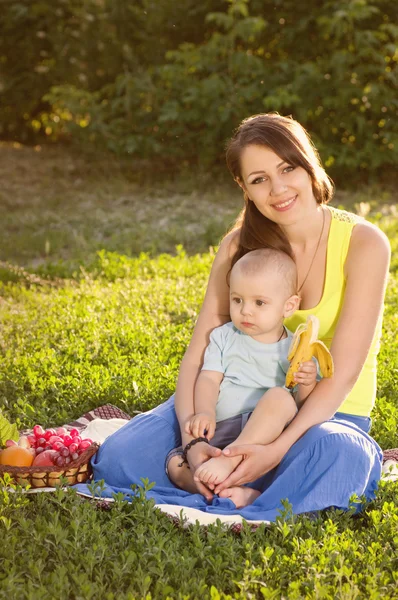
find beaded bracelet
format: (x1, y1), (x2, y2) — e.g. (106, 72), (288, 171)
(178, 436), (209, 467)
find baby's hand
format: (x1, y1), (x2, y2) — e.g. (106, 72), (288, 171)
(186, 412), (216, 440)
(294, 360), (317, 386)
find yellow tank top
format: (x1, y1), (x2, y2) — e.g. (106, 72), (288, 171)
(284, 205), (382, 417)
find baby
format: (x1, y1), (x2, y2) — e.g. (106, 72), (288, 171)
(167, 248), (317, 508)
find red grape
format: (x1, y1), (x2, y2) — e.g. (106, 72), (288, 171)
(55, 456), (66, 467)
(35, 447), (45, 455)
(63, 435), (73, 447)
(69, 428), (80, 438)
(60, 447), (70, 457)
(48, 435), (63, 445)
(69, 443), (78, 454)
(71, 452), (79, 461)
(27, 435), (37, 447)
(52, 441), (63, 451)
(79, 440), (92, 451)
(37, 437), (47, 447)
(33, 425), (45, 438)
(56, 427), (68, 437)
(65, 457), (71, 465)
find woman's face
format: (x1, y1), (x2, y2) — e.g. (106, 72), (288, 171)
(238, 144), (317, 224)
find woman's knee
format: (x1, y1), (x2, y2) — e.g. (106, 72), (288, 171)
(283, 420), (382, 470)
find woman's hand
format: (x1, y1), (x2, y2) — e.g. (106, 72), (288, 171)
(213, 441), (285, 494)
(186, 441), (222, 500)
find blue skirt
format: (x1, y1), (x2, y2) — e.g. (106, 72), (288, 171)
(75, 396), (382, 521)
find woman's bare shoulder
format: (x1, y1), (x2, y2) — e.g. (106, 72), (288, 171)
(218, 228), (241, 258)
(346, 219), (390, 274)
(350, 220), (390, 254)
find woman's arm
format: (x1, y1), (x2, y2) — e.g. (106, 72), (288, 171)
(175, 230), (238, 449)
(215, 222), (391, 491)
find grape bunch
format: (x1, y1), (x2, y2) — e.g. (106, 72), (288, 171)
(26, 425), (94, 467)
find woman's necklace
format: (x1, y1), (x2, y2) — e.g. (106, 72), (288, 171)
(297, 207), (325, 294)
(277, 326), (286, 342)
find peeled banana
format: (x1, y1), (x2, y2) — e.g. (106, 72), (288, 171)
(285, 315), (334, 389)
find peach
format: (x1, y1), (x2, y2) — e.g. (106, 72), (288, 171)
(32, 450), (58, 467)
(0, 446), (34, 467)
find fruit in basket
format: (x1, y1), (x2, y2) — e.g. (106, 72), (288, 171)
(32, 449), (59, 467)
(79, 439), (92, 451)
(0, 445), (35, 467)
(1, 414), (97, 489)
(5, 439), (18, 447)
(18, 435), (31, 449)
(33, 425), (45, 438)
(1, 421), (95, 469)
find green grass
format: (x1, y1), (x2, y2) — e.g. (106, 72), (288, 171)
(0, 143), (397, 599)
(0, 481), (397, 600)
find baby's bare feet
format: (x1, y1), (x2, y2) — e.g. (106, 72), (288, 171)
(194, 454), (241, 486)
(218, 486), (260, 508)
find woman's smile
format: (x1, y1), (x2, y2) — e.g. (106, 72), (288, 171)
(271, 194), (298, 212)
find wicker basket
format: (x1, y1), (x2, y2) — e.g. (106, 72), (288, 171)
(0, 442), (99, 488)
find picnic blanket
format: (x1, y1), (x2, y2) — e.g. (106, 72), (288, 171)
(71, 404), (397, 525)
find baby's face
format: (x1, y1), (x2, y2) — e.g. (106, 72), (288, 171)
(229, 268), (291, 340)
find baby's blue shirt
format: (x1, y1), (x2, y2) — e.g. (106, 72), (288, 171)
(202, 322), (293, 422)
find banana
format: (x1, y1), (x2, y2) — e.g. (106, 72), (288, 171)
(285, 315), (334, 389)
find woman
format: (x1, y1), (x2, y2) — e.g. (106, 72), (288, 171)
(84, 114), (390, 521)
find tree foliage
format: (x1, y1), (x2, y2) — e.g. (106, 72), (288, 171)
(0, 0), (397, 175)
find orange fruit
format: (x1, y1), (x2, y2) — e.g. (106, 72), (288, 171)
(0, 445), (34, 467)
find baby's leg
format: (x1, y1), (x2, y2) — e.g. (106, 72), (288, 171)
(195, 388), (297, 487)
(167, 455), (198, 493)
(231, 387), (297, 447)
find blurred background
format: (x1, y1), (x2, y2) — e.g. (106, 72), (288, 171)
(0, 0), (397, 271)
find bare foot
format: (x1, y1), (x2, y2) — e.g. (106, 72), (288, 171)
(194, 454), (242, 486)
(219, 486), (260, 508)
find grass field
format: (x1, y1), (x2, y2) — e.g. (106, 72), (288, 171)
(0, 143), (397, 599)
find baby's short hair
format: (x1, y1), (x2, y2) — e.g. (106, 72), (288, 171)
(232, 248), (297, 296)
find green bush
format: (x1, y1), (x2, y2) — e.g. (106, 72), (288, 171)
(1, 0), (397, 176)
(0, 0), (221, 142)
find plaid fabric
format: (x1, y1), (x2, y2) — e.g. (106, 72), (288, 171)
(383, 448), (398, 463)
(64, 404), (131, 432)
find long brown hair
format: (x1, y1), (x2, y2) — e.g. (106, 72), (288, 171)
(225, 113), (334, 269)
